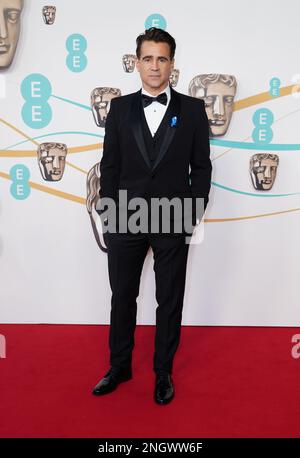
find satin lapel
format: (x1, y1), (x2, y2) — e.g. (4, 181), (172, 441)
(130, 90), (151, 169)
(152, 87), (181, 171)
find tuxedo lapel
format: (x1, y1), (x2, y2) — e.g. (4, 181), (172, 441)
(130, 87), (181, 171)
(152, 87), (181, 171)
(131, 90), (151, 169)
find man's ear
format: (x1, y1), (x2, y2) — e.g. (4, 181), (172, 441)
(136, 59), (140, 73)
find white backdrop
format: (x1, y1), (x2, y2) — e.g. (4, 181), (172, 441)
(0, 0), (299, 325)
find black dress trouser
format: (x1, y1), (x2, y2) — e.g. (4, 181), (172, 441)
(104, 230), (191, 374)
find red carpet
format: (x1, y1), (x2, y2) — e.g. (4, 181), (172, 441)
(0, 324), (299, 438)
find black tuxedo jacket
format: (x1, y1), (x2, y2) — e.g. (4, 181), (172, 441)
(99, 86), (212, 231)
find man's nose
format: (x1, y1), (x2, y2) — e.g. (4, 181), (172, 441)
(213, 96), (225, 116)
(151, 60), (159, 71)
(0, 12), (8, 40)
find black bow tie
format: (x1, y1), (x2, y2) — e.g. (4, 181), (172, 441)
(141, 92), (168, 108)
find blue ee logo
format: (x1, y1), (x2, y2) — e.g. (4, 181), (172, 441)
(269, 77), (281, 97)
(252, 108), (274, 144)
(21, 73), (52, 129)
(66, 34), (87, 72)
(145, 14), (167, 30)
(10, 164), (31, 200)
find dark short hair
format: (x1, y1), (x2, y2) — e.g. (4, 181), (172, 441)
(136, 27), (176, 60)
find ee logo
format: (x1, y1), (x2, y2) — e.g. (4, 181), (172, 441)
(66, 34), (87, 72)
(252, 108), (274, 144)
(269, 77), (281, 97)
(145, 14), (167, 30)
(21, 73), (52, 129)
(10, 164), (31, 200)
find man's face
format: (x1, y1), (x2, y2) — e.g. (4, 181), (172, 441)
(204, 82), (235, 136)
(136, 40), (174, 95)
(0, 0), (23, 69)
(250, 156), (278, 191)
(38, 143), (67, 181)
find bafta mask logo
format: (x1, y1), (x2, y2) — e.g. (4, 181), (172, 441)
(0, 0), (24, 69)
(42, 5), (56, 25)
(250, 153), (279, 191)
(37, 142), (67, 181)
(122, 54), (136, 73)
(91, 87), (121, 128)
(169, 68), (180, 87)
(86, 162), (107, 253)
(189, 73), (237, 137)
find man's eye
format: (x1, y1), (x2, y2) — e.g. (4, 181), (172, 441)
(59, 156), (65, 161)
(6, 10), (20, 23)
(45, 157), (53, 163)
(255, 166), (265, 173)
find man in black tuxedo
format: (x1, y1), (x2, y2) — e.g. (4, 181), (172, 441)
(92, 27), (212, 404)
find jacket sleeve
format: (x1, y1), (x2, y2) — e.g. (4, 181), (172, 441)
(99, 98), (120, 202)
(190, 99), (212, 222)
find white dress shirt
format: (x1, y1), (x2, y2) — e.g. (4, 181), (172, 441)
(141, 84), (171, 137)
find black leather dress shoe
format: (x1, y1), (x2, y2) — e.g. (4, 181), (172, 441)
(92, 366), (132, 395)
(154, 373), (174, 405)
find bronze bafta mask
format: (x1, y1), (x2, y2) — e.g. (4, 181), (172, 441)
(86, 162), (107, 253)
(42, 5), (56, 25)
(169, 68), (180, 87)
(122, 54), (136, 73)
(37, 142), (67, 181)
(250, 153), (279, 191)
(91, 87), (121, 127)
(0, 0), (24, 69)
(189, 73), (237, 137)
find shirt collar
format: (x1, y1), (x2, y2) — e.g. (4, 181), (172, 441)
(141, 84), (171, 101)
